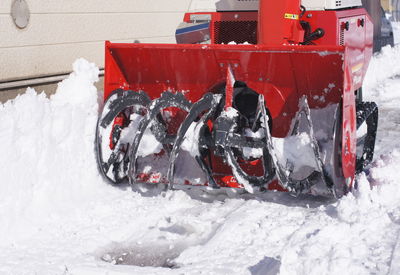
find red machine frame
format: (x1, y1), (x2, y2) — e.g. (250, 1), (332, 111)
(102, 3), (373, 194)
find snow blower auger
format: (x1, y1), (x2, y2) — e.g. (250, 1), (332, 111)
(96, 0), (379, 198)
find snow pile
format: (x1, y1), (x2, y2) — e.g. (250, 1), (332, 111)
(0, 59), (103, 244)
(279, 164), (400, 274)
(363, 44), (400, 156)
(392, 22), (400, 45)
(364, 45), (400, 95)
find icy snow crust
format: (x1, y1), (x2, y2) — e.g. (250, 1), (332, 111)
(1, 47), (400, 274)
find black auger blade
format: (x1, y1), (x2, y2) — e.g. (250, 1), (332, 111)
(167, 93), (222, 189)
(259, 96), (332, 194)
(96, 89), (151, 185)
(128, 91), (192, 185)
(212, 95), (275, 191)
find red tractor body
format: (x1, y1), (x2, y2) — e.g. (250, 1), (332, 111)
(98, 1), (377, 197)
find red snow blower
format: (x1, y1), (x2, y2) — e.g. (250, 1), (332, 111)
(96, 0), (378, 197)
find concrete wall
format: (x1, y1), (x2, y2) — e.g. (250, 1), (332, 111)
(0, 0), (192, 82)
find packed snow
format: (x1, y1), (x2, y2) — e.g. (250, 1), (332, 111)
(2, 48), (400, 275)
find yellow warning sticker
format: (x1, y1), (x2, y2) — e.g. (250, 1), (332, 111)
(351, 63), (364, 73)
(284, 13), (299, 20)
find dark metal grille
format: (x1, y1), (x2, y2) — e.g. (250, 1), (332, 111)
(340, 29), (344, 45)
(213, 21), (257, 44)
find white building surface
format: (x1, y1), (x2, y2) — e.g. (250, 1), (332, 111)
(1, 0), (206, 82)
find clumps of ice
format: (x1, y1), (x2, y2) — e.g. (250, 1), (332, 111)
(222, 107), (239, 119)
(243, 128), (264, 159)
(114, 114), (163, 158)
(272, 133), (319, 174)
(138, 124), (163, 157)
(227, 41), (252, 45)
(181, 122), (203, 158)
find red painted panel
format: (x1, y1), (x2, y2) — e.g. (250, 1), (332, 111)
(103, 6), (373, 191)
(105, 43), (345, 138)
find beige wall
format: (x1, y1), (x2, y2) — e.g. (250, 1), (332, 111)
(0, 0), (191, 82)
(381, 0), (390, 10)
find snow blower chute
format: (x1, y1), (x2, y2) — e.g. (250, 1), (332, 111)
(96, 0), (378, 197)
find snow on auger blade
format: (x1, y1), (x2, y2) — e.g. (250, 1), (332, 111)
(129, 91), (192, 185)
(96, 89), (151, 184)
(97, 1), (379, 197)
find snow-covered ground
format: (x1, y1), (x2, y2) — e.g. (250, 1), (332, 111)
(1, 40), (400, 275)
(392, 22), (400, 45)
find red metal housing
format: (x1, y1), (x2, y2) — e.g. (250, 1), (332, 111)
(104, 4), (373, 192)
